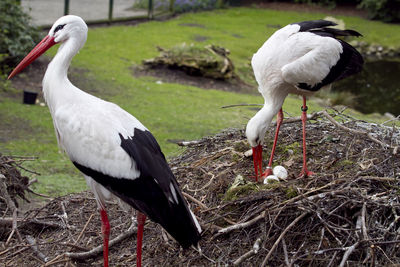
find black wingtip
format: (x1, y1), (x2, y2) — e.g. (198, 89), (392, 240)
(118, 129), (202, 248)
(346, 29), (363, 37)
(294, 19), (338, 32)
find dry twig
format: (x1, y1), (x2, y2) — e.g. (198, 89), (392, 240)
(321, 110), (397, 153)
(339, 241), (360, 267)
(261, 212), (308, 266)
(26, 235), (48, 263)
(65, 219), (137, 260)
(0, 174), (22, 245)
(233, 238), (262, 265)
(217, 211), (266, 235)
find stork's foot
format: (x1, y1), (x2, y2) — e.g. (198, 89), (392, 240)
(249, 167), (273, 182)
(298, 169), (314, 178)
(261, 167), (273, 178)
(249, 174), (263, 183)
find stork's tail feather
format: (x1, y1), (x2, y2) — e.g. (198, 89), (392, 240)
(294, 19), (337, 31)
(310, 28), (362, 38)
(295, 19), (362, 38)
(116, 129), (202, 248)
(122, 180), (202, 248)
(154, 196), (202, 248)
(72, 161), (201, 248)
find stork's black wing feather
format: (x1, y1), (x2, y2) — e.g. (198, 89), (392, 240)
(310, 28), (362, 38)
(294, 19), (337, 32)
(297, 39), (364, 91)
(294, 20), (362, 38)
(73, 128), (201, 248)
(294, 20), (364, 91)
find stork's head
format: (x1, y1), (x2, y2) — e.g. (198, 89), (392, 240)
(245, 114), (267, 148)
(8, 15), (87, 79)
(49, 15), (88, 49)
(246, 114), (268, 180)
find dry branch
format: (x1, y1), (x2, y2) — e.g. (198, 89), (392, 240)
(26, 235), (48, 263)
(339, 241), (360, 267)
(217, 211), (266, 235)
(0, 217), (64, 229)
(182, 191), (236, 226)
(321, 110), (397, 153)
(182, 192), (208, 210)
(261, 212), (308, 266)
(221, 103), (263, 108)
(0, 174), (20, 244)
(74, 213), (94, 245)
(222, 106), (323, 126)
(65, 219), (137, 260)
(233, 238), (262, 266)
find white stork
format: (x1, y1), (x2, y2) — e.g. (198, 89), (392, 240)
(246, 20), (363, 181)
(8, 15), (201, 267)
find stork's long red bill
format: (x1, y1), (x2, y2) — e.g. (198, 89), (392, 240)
(8, 35), (56, 79)
(252, 144), (263, 181)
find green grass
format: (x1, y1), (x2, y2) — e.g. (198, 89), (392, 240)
(1, 7), (399, 196)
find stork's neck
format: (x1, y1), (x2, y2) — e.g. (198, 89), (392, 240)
(46, 38), (80, 81)
(254, 103), (279, 131)
(258, 90), (287, 125)
(246, 90), (287, 147)
(43, 38), (82, 112)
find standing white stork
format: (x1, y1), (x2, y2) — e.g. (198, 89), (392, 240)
(8, 15), (201, 267)
(246, 20), (363, 181)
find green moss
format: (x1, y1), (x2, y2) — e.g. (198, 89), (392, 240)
(231, 153), (240, 162)
(224, 182), (262, 201)
(284, 186), (298, 199)
(233, 141), (249, 153)
(282, 142), (301, 154)
(340, 159), (354, 166)
(337, 159), (356, 171)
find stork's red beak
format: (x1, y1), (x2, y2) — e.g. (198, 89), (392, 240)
(252, 144), (263, 181)
(8, 35), (56, 79)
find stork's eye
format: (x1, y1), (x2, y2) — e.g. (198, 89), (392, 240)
(54, 24), (66, 33)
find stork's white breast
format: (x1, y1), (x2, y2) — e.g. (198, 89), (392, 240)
(53, 99), (144, 179)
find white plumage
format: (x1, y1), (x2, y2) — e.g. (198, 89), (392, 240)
(9, 15), (201, 267)
(247, 20), (363, 180)
(54, 98), (144, 180)
(252, 25), (342, 96)
(39, 17), (145, 181)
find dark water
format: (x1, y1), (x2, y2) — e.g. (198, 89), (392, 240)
(333, 60), (400, 116)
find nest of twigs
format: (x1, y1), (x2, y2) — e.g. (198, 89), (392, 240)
(0, 155), (31, 213)
(0, 155), (33, 242)
(1, 109), (399, 266)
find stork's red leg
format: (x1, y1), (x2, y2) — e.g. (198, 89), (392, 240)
(299, 96), (314, 178)
(100, 209), (110, 267)
(263, 108), (284, 177)
(136, 211), (147, 267)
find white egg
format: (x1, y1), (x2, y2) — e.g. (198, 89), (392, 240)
(273, 166), (288, 180)
(264, 175), (279, 184)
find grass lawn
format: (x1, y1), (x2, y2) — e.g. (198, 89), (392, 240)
(1, 7), (399, 196)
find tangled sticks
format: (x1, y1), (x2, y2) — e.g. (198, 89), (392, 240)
(170, 109), (400, 266)
(1, 110), (399, 266)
